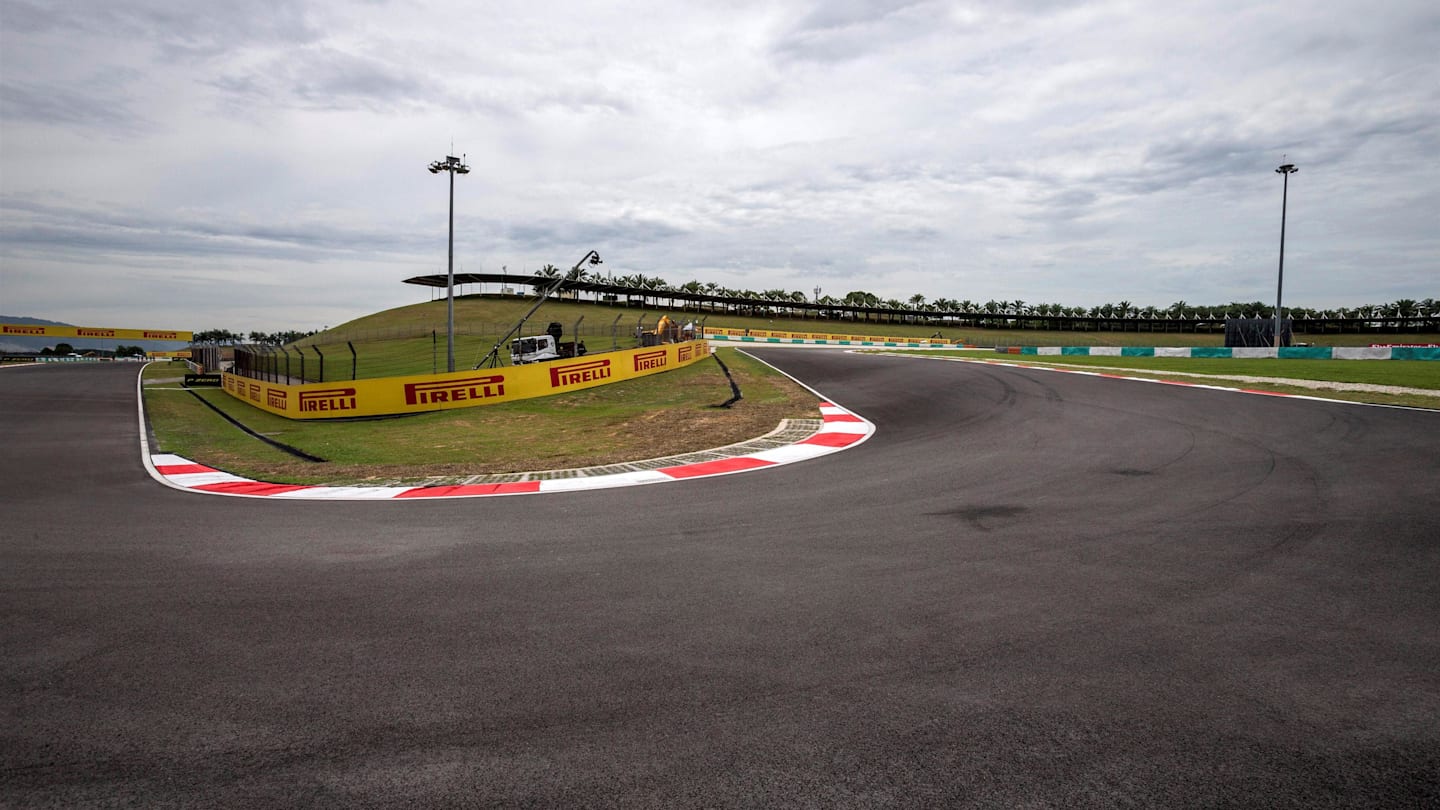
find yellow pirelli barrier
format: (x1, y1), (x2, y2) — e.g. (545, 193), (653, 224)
(1, 323), (193, 342)
(222, 340), (712, 419)
(706, 327), (954, 344)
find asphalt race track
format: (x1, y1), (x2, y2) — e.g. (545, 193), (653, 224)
(3, 352), (1438, 808)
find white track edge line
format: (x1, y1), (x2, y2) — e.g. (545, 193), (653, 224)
(864, 351), (1440, 414)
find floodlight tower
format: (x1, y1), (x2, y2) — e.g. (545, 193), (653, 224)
(1274, 161), (1298, 349)
(429, 154), (470, 372)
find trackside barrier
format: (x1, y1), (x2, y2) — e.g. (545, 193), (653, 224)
(706, 327), (959, 345)
(222, 340), (712, 419)
(706, 332), (969, 349)
(997, 346), (1440, 360)
(0, 323), (192, 341)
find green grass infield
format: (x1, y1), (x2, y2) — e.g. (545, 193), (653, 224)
(142, 350), (819, 485)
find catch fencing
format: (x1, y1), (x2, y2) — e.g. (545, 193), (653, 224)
(231, 315), (694, 384)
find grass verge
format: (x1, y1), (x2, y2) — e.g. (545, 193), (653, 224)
(895, 350), (1440, 410)
(298, 294), (1440, 364)
(142, 350), (819, 485)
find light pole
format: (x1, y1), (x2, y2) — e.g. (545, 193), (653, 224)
(1274, 161), (1297, 349)
(429, 154), (470, 372)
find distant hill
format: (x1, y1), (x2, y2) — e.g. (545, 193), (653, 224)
(0, 315), (189, 353)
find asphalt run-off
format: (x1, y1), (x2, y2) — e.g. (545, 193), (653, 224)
(3, 351), (1437, 808)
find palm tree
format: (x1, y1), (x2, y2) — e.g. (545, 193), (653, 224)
(678, 280), (704, 312)
(909, 293), (927, 310)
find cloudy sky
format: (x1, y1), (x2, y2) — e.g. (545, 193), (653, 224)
(2, 0), (1436, 333)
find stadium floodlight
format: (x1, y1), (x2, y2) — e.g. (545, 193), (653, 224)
(1274, 162), (1298, 349)
(429, 154), (471, 372)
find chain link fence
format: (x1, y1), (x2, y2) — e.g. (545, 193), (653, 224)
(231, 315), (697, 383)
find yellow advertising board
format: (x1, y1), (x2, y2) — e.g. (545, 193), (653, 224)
(222, 340), (712, 420)
(148, 350), (193, 358)
(706, 327), (953, 344)
(1, 323), (193, 342)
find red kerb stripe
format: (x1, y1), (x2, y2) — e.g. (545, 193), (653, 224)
(157, 463), (216, 475)
(801, 432), (864, 447)
(660, 457), (774, 479)
(193, 481), (313, 496)
(394, 481), (543, 498)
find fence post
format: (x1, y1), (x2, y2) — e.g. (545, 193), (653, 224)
(299, 348), (306, 383)
(313, 345), (324, 382)
(347, 341), (357, 381)
(571, 315), (584, 353)
(283, 347), (291, 382)
(610, 314), (623, 351)
(432, 330), (437, 375)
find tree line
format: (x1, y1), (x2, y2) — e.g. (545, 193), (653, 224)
(191, 267), (1434, 347)
(191, 328), (320, 345)
(38, 343), (148, 357)
(530, 264), (1436, 321)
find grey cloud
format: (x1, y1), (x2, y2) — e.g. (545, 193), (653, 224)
(3, 0), (321, 62)
(114, 0), (321, 64)
(504, 214), (689, 253)
(0, 0), (64, 34)
(771, 0), (1092, 63)
(0, 80), (147, 133)
(532, 84), (634, 116)
(208, 51), (628, 118)
(1025, 189), (1097, 221)
(787, 0), (927, 33)
(0, 196), (424, 262)
(3, 1), (1437, 329)
(884, 224), (943, 241)
(772, 0), (942, 62)
(210, 47), (428, 112)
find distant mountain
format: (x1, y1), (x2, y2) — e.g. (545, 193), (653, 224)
(0, 315), (189, 353)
